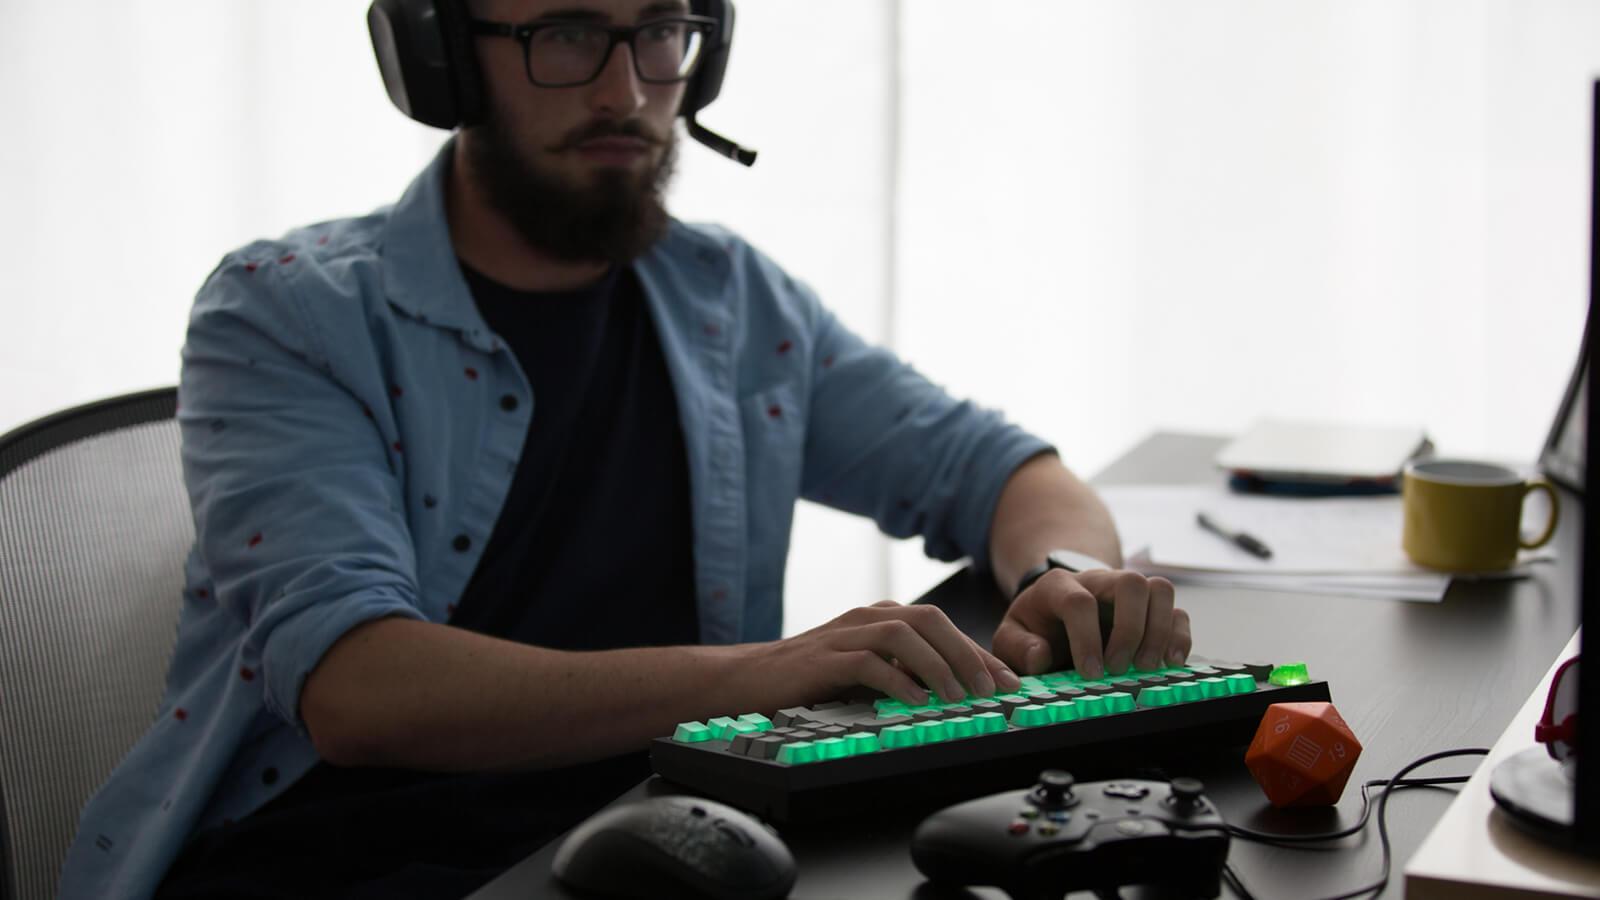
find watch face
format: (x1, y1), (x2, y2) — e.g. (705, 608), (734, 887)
(1047, 550), (1112, 574)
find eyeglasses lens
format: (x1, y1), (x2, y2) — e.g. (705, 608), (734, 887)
(527, 22), (708, 87)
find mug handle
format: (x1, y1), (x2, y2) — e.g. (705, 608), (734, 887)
(1520, 478), (1561, 550)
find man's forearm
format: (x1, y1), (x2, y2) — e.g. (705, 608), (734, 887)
(301, 617), (772, 772)
(987, 453), (1123, 597)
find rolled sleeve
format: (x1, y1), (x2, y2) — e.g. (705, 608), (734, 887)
(181, 258), (425, 727)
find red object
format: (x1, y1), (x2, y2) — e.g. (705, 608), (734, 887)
(1245, 701), (1362, 807)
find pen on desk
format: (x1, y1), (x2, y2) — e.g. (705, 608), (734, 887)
(1195, 511), (1274, 560)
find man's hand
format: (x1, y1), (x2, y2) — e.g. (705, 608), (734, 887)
(992, 569), (1191, 680)
(757, 600), (1023, 707)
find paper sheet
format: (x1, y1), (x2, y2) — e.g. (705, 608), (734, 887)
(1099, 484), (1551, 603)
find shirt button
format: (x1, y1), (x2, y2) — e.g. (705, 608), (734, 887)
(452, 534), (471, 553)
(500, 394), (518, 412)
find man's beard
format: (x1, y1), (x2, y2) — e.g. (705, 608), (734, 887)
(464, 115), (678, 265)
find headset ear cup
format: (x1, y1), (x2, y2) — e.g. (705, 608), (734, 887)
(684, 0), (733, 118)
(368, 0), (485, 129)
(433, 0), (485, 126)
(368, 0), (460, 128)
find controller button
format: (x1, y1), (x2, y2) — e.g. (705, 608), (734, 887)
(1046, 811), (1071, 823)
(1008, 821), (1030, 836)
(1084, 809), (1101, 819)
(1116, 820), (1147, 836)
(1017, 808), (1039, 820)
(1102, 782), (1150, 800)
(1037, 824), (1061, 836)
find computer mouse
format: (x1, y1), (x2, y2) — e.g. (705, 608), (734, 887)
(551, 795), (797, 900)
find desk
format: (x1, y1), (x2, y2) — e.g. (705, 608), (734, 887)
(469, 432), (1585, 900)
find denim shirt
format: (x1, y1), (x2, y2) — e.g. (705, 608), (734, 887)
(59, 142), (1051, 899)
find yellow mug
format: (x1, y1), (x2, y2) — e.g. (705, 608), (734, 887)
(1401, 459), (1560, 572)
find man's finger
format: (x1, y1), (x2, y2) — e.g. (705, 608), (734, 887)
(898, 604), (996, 700)
(1165, 603), (1193, 666)
(991, 617), (1048, 680)
(1100, 572), (1150, 675)
(840, 618), (964, 703)
(970, 639), (1021, 695)
(1132, 576), (1176, 670)
(1044, 584), (1104, 679)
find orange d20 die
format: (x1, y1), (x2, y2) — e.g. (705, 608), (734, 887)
(1245, 701), (1362, 807)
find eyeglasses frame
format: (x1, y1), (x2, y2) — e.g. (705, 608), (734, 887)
(468, 15), (720, 89)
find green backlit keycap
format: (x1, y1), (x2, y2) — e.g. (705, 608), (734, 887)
(1268, 662), (1311, 686)
(1077, 695), (1107, 718)
(1011, 704), (1051, 727)
(1105, 692), (1135, 713)
(882, 724), (918, 748)
(914, 720), (951, 744)
(1173, 682), (1204, 703)
(846, 732), (881, 755)
(706, 716), (739, 740)
(673, 721), (711, 743)
(1198, 677), (1229, 698)
(973, 711), (1007, 734)
(725, 721), (759, 738)
(1137, 685), (1174, 707)
(1225, 673), (1257, 694)
(776, 741), (818, 764)
(946, 716), (977, 738)
(737, 713), (774, 731)
(815, 737), (848, 759)
(1046, 700), (1079, 723)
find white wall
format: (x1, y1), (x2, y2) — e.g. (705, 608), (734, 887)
(890, 0), (1600, 593)
(3, 1), (1599, 632)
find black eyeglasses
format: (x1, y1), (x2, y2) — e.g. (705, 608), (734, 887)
(469, 16), (718, 89)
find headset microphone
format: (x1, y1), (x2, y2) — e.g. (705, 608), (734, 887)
(687, 117), (757, 167)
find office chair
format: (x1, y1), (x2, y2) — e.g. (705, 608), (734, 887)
(0, 388), (188, 900)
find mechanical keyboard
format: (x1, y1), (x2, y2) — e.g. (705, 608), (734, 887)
(650, 656), (1330, 823)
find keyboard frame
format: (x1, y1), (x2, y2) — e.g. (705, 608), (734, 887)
(651, 675), (1332, 823)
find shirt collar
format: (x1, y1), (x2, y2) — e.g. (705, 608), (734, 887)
(379, 139), (495, 345)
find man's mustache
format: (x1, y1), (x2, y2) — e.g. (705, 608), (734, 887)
(551, 120), (665, 152)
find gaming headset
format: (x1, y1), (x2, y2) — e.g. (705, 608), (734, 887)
(367, 0), (756, 165)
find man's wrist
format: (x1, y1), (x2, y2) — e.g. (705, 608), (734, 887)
(1012, 549), (1115, 599)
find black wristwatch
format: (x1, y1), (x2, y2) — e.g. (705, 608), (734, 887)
(1013, 549), (1114, 599)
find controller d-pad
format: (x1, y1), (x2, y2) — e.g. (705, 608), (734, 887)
(1102, 782), (1149, 800)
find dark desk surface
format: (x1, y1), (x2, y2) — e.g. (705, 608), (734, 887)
(471, 432), (1583, 900)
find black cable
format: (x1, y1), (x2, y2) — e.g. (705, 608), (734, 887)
(1218, 747), (1489, 900)
(1226, 773), (1473, 846)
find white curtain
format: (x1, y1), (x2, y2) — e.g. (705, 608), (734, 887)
(2, 1), (1597, 632)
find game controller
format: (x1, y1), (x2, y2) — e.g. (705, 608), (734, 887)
(910, 770), (1230, 900)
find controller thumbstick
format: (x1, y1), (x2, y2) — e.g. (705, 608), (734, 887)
(1037, 770), (1076, 808)
(1170, 777), (1205, 809)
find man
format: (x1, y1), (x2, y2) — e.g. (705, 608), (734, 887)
(62, 1), (1190, 896)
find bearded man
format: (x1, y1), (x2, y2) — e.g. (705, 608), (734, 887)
(62, 1), (1191, 897)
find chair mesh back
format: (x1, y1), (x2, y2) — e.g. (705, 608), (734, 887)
(0, 392), (189, 900)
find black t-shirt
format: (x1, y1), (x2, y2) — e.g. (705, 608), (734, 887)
(156, 265), (699, 899)
(452, 263), (698, 648)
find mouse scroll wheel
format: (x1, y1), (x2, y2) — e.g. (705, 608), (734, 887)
(712, 819), (756, 847)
